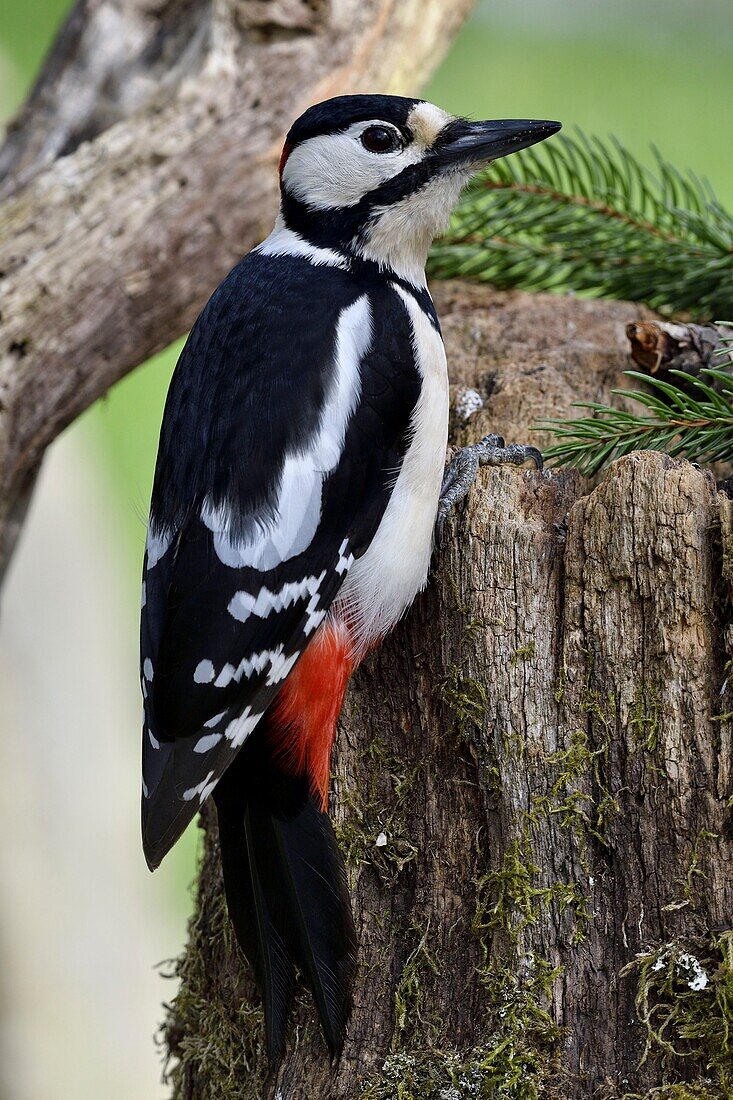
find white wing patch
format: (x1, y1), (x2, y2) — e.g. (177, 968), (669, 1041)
(193, 711), (229, 752)
(194, 659), (215, 684)
(194, 732), (222, 753)
(266, 649), (300, 685)
(224, 707), (261, 748)
(214, 663), (237, 687)
(336, 538), (355, 575)
(146, 526), (172, 569)
(201, 295), (372, 569)
(192, 706), (262, 756)
(204, 711), (226, 728)
(227, 572), (326, 626)
(183, 771), (217, 804)
(201, 646), (302, 690)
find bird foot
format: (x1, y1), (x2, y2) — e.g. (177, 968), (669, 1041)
(434, 434), (544, 547)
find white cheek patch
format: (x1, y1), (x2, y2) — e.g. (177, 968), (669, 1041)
(282, 120), (422, 210)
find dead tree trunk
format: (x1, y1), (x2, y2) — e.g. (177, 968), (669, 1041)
(164, 284), (733, 1099)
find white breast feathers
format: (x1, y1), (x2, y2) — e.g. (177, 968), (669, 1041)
(336, 285), (448, 654)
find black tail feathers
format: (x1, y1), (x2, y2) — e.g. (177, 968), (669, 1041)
(213, 733), (356, 1063)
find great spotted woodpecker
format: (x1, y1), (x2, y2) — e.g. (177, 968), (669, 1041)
(140, 95), (560, 1061)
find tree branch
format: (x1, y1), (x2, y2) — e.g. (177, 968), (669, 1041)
(0, 0), (475, 565)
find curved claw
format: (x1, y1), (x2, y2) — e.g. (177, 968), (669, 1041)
(434, 510), (446, 550)
(517, 445), (544, 471)
(435, 436), (545, 550)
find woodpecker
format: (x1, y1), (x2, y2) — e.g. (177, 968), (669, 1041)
(140, 94), (560, 1061)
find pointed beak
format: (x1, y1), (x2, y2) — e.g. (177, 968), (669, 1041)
(435, 118), (561, 172)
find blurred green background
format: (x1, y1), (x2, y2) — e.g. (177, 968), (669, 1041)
(0, 0), (731, 1096)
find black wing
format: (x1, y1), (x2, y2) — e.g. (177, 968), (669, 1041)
(141, 252), (423, 867)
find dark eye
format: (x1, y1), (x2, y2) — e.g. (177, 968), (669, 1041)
(361, 126), (403, 154)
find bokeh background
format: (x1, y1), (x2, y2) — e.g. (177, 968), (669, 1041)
(0, 0), (732, 1096)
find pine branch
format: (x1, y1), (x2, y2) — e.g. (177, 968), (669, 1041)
(537, 326), (733, 475)
(428, 132), (733, 319)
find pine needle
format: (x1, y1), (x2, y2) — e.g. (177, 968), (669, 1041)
(428, 131), (733, 319)
(537, 325), (733, 475)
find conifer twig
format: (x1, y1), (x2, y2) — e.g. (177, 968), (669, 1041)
(428, 132), (733, 319)
(537, 326), (733, 475)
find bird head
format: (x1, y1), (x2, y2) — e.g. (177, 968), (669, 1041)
(277, 94), (560, 282)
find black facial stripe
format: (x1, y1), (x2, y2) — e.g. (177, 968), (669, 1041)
(281, 156), (438, 253)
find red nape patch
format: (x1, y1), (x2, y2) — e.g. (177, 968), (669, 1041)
(278, 140), (293, 179)
(269, 620), (355, 810)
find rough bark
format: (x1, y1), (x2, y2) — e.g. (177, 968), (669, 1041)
(0, 0), (474, 568)
(163, 283), (733, 1100)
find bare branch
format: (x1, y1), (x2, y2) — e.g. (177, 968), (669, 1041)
(0, 0), (475, 556)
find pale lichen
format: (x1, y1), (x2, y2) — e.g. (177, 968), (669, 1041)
(620, 932), (733, 1096)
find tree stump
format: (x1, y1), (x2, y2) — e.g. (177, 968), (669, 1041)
(162, 284), (733, 1099)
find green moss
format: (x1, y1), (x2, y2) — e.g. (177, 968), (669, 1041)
(619, 1086), (727, 1099)
(472, 836), (588, 952)
(510, 641), (536, 666)
(435, 664), (488, 739)
(393, 922), (442, 1043)
(553, 666), (568, 704)
(445, 569), (470, 616)
(359, 1043), (552, 1100)
(544, 657), (620, 849)
(361, 960), (564, 1099)
(680, 830), (719, 909)
(333, 735), (420, 883)
(629, 684), (662, 754)
(162, 883), (269, 1099)
(620, 932), (733, 1096)
(545, 727), (597, 784)
(434, 665), (498, 791)
(551, 726), (619, 850)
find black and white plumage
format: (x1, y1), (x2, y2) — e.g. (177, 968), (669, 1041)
(141, 254), (422, 855)
(140, 94), (560, 1059)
